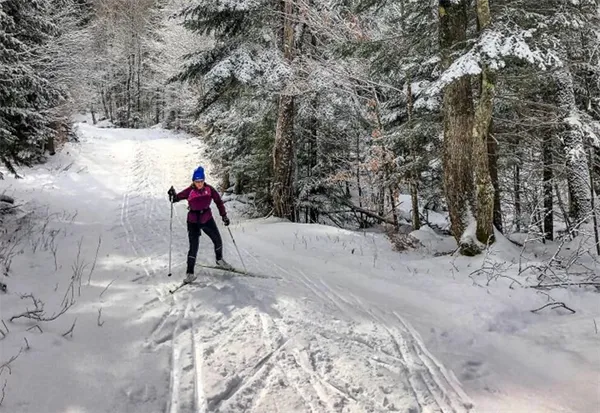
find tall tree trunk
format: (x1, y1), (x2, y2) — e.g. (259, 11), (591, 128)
(378, 185), (385, 216)
(356, 132), (363, 208)
(107, 89), (114, 123)
(589, 146), (600, 255)
(543, 133), (554, 240)
(407, 78), (420, 230)
(272, 0), (296, 220)
(472, 0), (496, 246)
(555, 67), (592, 225)
(235, 173), (244, 194)
(307, 95), (319, 223)
(101, 87), (109, 120)
(594, 147), (600, 195)
(221, 171), (231, 193)
(137, 44), (142, 119)
(555, 182), (572, 235)
(488, 121), (502, 232)
(155, 87), (161, 125)
(514, 162), (521, 232)
(126, 54), (133, 128)
(439, 0), (474, 251)
(389, 188), (399, 228)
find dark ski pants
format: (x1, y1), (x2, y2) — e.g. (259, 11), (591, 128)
(186, 218), (223, 274)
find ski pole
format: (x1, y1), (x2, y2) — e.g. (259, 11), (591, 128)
(227, 227), (248, 274)
(168, 200), (174, 277)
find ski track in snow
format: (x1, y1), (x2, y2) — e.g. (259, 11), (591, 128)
(20, 123), (600, 412)
(104, 127), (475, 412)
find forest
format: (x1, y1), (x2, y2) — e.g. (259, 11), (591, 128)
(2, 2), (600, 411)
(2, 0), (599, 257)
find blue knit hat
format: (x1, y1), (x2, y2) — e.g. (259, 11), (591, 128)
(192, 166), (205, 181)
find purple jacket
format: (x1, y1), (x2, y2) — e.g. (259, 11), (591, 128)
(175, 184), (227, 224)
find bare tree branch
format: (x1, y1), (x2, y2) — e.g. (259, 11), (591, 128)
(531, 302), (576, 314)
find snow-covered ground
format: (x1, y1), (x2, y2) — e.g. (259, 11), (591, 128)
(0, 123), (598, 413)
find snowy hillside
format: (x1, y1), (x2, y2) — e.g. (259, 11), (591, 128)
(0, 124), (599, 413)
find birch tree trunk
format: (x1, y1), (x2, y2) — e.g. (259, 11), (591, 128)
(272, 0), (296, 220)
(439, 0), (475, 250)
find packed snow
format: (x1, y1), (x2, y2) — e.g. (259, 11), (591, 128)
(0, 123), (598, 413)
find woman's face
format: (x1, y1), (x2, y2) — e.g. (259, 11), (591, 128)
(193, 179), (205, 189)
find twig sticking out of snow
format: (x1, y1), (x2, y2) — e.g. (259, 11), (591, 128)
(26, 325), (42, 334)
(99, 279), (115, 297)
(71, 237), (88, 298)
(97, 308), (104, 327)
(87, 236), (102, 285)
(0, 378), (6, 406)
(531, 302), (576, 314)
(62, 318), (77, 338)
(0, 347), (23, 376)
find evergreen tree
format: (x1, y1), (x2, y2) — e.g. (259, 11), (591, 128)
(0, 0), (65, 176)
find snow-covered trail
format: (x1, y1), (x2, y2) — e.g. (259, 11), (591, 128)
(105, 124), (474, 413)
(1, 124), (598, 413)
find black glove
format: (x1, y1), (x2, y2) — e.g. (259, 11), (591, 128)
(222, 216), (230, 226)
(167, 186), (176, 202)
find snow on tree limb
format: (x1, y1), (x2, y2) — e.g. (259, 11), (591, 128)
(429, 28), (563, 95)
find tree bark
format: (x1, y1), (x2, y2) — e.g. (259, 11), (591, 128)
(439, 0), (474, 249)
(554, 67), (592, 225)
(126, 53), (134, 127)
(307, 95), (319, 223)
(389, 188), (399, 228)
(356, 131), (363, 208)
(514, 162), (521, 232)
(589, 146), (600, 255)
(137, 43), (142, 120)
(593, 146), (600, 195)
(272, 0), (296, 220)
(221, 171), (231, 193)
(155, 87), (161, 124)
(555, 182), (572, 234)
(488, 122), (502, 232)
(543, 133), (554, 240)
(472, 0), (496, 246)
(235, 172), (245, 194)
(101, 87), (109, 120)
(407, 78), (420, 230)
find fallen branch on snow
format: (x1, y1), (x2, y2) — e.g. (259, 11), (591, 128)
(531, 302), (576, 314)
(342, 202), (397, 226)
(10, 293), (74, 323)
(530, 281), (600, 289)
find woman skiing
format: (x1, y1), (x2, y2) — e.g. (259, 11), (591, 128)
(168, 166), (232, 283)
